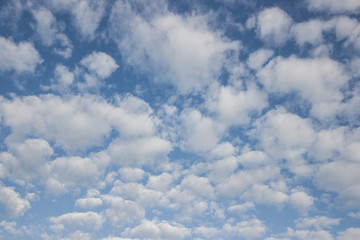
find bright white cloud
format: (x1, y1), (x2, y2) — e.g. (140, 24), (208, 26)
(223, 218), (266, 239)
(109, 0), (239, 93)
(0, 185), (30, 217)
(255, 7), (292, 46)
(0, 36), (42, 73)
(291, 20), (325, 46)
(50, 211), (103, 231)
(258, 56), (348, 119)
(80, 52), (118, 79)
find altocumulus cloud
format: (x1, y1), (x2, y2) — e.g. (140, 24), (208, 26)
(0, 0), (360, 239)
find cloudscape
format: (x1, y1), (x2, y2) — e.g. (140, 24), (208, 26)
(0, 0), (360, 239)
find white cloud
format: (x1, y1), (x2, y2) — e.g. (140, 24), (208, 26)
(228, 201), (255, 214)
(109, 0), (239, 93)
(146, 172), (174, 192)
(337, 228), (360, 240)
(107, 136), (172, 167)
(316, 161), (360, 208)
(255, 7), (292, 46)
(102, 195), (145, 224)
(47, 64), (74, 92)
(50, 211), (103, 231)
(125, 220), (190, 240)
(60, 231), (92, 240)
(291, 20), (324, 46)
(48, 155), (107, 192)
(49, 0), (106, 40)
(118, 168), (146, 182)
(289, 190), (314, 211)
(251, 108), (315, 177)
(0, 185), (30, 217)
(242, 184), (288, 205)
(307, 0), (360, 13)
(295, 216), (340, 230)
(2, 138), (53, 184)
(0, 36), (42, 73)
(247, 49), (274, 70)
(31, 7), (73, 58)
(75, 197), (103, 209)
(258, 56), (348, 119)
(216, 166), (280, 197)
(80, 52), (118, 79)
(281, 227), (334, 240)
(206, 84), (268, 126)
(223, 218), (266, 239)
(180, 109), (224, 153)
(0, 220), (22, 236)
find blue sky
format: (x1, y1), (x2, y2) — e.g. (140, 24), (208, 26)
(0, 0), (360, 239)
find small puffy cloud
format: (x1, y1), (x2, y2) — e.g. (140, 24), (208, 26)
(0, 36), (42, 73)
(118, 168), (146, 182)
(255, 7), (292, 46)
(337, 228), (360, 240)
(247, 48), (274, 70)
(80, 52), (118, 79)
(251, 108), (315, 176)
(50, 211), (103, 231)
(295, 216), (340, 230)
(315, 161), (360, 208)
(107, 136), (172, 167)
(206, 84), (268, 126)
(180, 109), (224, 153)
(306, 0), (360, 13)
(109, 0), (239, 93)
(258, 56), (348, 119)
(216, 166), (280, 197)
(46, 64), (74, 93)
(2, 138), (53, 184)
(281, 227), (334, 240)
(228, 202), (255, 214)
(289, 190), (314, 212)
(242, 184), (288, 205)
(125, 220), (191, 240)
(0, 185), (30, 217)
(102, 195), (145, 224)
(291, 20), (325, 46)
(0, 220), (22, 236)
(75, 197), (103, 209)
(223, 218), (266, 239)
(146, 172), (174, 192)
(49, 156), (106, 191)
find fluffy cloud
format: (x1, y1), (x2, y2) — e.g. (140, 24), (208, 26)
(102, 195), (145, 225)
(75, 197), (103, 209)
(206, 84), (268, 126)
(295, 216), (340, 230)
(31, 7), (73, 58)
(223, 218), (266, 239)
(1, 138), (53, 184)
(0, 36), (42, 73)
(50, 211), (103, 232)
(258, 56), (348, 119)
(337, 228), (360, 240)
(255, 7), (292, 46)
(0, 185), (30, 217)
(109, 0), (239, 93)
(124, 220), (191, 240)
(80, 52), (118, 79)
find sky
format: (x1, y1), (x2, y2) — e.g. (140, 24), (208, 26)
(0, 0), (360, 239)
